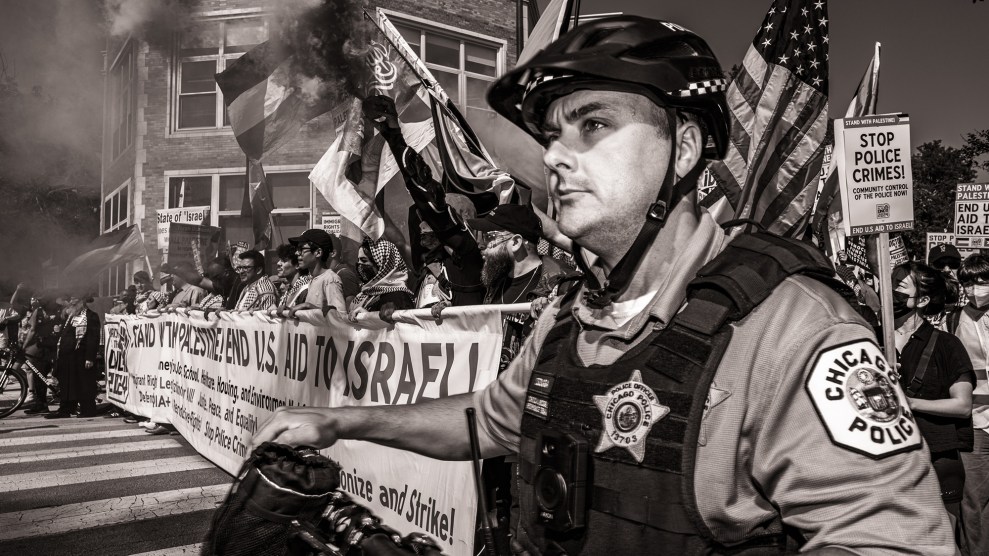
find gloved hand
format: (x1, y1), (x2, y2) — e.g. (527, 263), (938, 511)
(363, 94), (400, 132)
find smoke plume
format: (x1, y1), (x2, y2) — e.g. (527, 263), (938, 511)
(104, 0), (196, 47)
(270, 0), (374, 105)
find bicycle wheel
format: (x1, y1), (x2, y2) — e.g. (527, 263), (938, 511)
(0, 369), (28, 418)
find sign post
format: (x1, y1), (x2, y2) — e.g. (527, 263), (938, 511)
(836, 114), (914, 365)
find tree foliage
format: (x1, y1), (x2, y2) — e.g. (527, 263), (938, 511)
(904, 134), (989, 255)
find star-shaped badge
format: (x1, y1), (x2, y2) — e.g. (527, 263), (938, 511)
(593, 370), (670, 463)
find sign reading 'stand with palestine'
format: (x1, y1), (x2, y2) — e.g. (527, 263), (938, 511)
(836, 114), (914, 236)
(954, 183), (989, 247)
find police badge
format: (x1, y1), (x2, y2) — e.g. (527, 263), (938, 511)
(592, 370), (670, 463)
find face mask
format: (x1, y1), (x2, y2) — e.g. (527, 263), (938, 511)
(891, 291), (914, 319)
(969, 284), (989, 309)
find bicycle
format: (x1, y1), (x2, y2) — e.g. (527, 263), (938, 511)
(0, 346), (59, 419)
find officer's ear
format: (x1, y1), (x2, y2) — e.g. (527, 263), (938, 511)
(674, 117), (703, 180)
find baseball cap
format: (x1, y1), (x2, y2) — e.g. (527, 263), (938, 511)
(288, 229), (335, 253)
(467, 204), (542, 244)
(929, 244), (961, 269)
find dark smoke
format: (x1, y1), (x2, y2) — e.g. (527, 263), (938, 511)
(0, 1), (104, 291)
(271, 0), (374, 104)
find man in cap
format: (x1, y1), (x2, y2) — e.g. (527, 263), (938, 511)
(931, 243), (963, 276)
(253, 16), (953, 554)
(284, 229), (346, 320)
(469, 204), (576, 368)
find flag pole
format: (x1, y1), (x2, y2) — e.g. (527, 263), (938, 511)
(877, 232), (897, 368)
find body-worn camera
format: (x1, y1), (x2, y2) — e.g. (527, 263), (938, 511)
(533, 430), (589, 532)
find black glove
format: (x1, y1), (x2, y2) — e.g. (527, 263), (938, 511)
(363, 94), (400, 132)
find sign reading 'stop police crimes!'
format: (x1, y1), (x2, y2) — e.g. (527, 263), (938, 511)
(836, 115), (913, 236)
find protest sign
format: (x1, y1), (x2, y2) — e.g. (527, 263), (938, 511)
(104, 314), (128, 406)
(157, 206), (210, 259)
(321, 214), (342, 235)
(106, 308), (504, 556)
(954, 183), (989, 246)
(836, 114), (913, 235)
(167, 222), (223, 274)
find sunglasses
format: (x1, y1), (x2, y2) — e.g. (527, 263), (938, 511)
(481, 231), (517, 249)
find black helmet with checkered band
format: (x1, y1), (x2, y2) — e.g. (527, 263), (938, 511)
(488, 15), (730, 159)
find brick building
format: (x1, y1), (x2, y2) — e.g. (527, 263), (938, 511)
(99, 0), (521, 295)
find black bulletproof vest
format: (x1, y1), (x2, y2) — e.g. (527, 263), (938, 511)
(514, 233), (836, 556)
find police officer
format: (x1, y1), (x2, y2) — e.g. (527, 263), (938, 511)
(253, 16), (954, 555)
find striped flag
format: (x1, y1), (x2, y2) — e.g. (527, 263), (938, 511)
(812, 42), (881, 255)
(466, 0), (578, 211)
(309, 16), (435, 261)
(60, 225), (148, 280)
(215, 41), (348, 161)
(245, 158), (275, 250)
(705, 0), (831, 236)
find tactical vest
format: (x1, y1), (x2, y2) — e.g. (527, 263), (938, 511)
(515, 233), (835, 556)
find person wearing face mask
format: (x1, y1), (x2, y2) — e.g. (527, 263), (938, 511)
(950, 253), (989, 555)
(349, 237), (415, 321)
(891, 262), (974, 547)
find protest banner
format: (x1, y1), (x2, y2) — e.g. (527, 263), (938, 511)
(836, 114), (913, 236)
(321, 214), (341, 235)
(954, 183), (989, 247)
(106, 307), (505, 556)
(167, 222), (223, 274)
(157, 206), (210, 260)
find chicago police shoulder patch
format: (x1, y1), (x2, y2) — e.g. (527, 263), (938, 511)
(805, 340), (922, 459)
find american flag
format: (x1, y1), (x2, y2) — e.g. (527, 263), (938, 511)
(706, 0), (831, 236)
(812, 42), (881, 254)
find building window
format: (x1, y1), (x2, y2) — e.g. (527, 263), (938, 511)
(391, 18), (503, 117)
(167, 172), (312, 248)
(176, 17), (267, 130)
(109, 45), (135, 159)
(100, 263), (128, 297)
(103, 182), (130, 233)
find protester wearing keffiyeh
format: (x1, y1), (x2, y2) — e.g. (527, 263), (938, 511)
(350, 238), (414, 319)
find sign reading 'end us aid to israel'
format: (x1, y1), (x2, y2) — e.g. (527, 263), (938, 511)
(836, 114), (914, 236)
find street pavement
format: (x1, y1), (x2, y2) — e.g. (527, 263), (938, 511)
(0, 407), (233, 555)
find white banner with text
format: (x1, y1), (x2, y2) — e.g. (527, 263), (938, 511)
(104, 308), (505, 555)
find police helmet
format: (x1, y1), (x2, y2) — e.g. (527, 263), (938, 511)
(488, 15), (730, 159)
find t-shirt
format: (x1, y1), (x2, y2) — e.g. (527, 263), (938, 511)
(305, 269), (347, 312)
(898, 320), (976, 452)
(330, 262), (361, 301)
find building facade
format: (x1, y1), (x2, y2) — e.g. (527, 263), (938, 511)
(100, 0), (520, 295)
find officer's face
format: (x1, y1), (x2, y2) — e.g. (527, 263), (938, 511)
(541, 90), (671, 264)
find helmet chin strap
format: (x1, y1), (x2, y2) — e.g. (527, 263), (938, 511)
(578, 112), (705, 309)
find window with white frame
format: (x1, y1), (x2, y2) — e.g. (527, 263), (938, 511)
(109, 44), (135, 159)
(167, 172), (312, 255)
(100, 263), (128, 297)
(390, 17), (503, 118)
(103, 182), (130, 233)
(175, 17), (267, 129)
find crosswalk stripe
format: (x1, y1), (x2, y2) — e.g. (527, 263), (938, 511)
(0, 484), (228, 541)
(0, 420), (139, 434)
(0, 438), (183, 465)
(0, 455), (215, 493)
(0, 428), (148, 447)
(129, 543), (205, 556)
